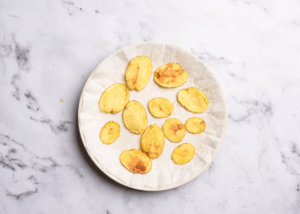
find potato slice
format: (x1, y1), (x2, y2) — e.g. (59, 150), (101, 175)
(120, 149), (152, 174)
(172, 143), (195, 165)
(122, 100), (147, 134)
(125, 56), (152, 91)
(154, 63), (188, 88)
(148, 97), (173, 118)
(185, 117), (206, 134)
(100, 121), (120, 144)
(99, 83), (129, 113)
(177, 87), (209, 113)
(162, 118), (186, 143)
(141, 124), (165, 159)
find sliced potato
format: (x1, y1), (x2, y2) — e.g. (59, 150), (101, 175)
(120, 149), (152, 174)
(162, 118), (186, 143)
(154, 63), (188, 88)
(148, 97), (173, 118)
(185, 117), (206, 134)
(99, 83), (129, 113)
(100, 121), (120, 144)
(122, 100), (147, 134)
(125, 56), (152, 91)
(141, 124), (165, 159)
(177, 87), (209, 113)
(172, 143), (195, 165)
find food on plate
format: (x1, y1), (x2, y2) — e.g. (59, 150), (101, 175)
(177, 87), (209, 113)
(122, 100), (147, 134)
(141, 124), (165, 159)
(154, 63), (188, 88)
(185, 117), (206, 134)
(125, 56), (153, 91)
(100, 121), (120, 144)
(99, 83), (129, 113)
(120, 149), (152, 174)
(162, 118), (186, 143)
(148, 97), (173, 118)
(172, 143), (195, 165)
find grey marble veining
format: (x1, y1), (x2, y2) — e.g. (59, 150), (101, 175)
(0, 0), (300, 213)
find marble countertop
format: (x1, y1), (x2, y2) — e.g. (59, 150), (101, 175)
(1, 0), (300, 213)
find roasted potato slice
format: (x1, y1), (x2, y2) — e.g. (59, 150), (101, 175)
(141, 124), (165, 159)
(177, 87), (209, 113)
(185, 117), (206, 134)
(148, 97), (173, 118)
(100, 121), (120, 144)
(99, 83), (129, 114)
(120, 149), (152, 174)
(162, 118), (186, 143)
(154, 63), (188, 88)
(172, 143), (195, 165)
(122, 100), (147, 134)
(125, 56), (152, 91)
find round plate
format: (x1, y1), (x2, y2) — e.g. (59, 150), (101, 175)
(78, 42), (227, 191)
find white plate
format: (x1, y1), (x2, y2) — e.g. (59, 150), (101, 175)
(78, 42), (227, 191)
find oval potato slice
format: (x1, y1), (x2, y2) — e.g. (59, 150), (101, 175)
(120, 149), (152, 174)
(122, 100), (147, 134)
(162, 118), (186, 143)
(141, 124), (165, 159)
(99, 83), (129, 113)
(177, 87), (209, 113)
(148, 97), (174, 118)
(154, 63), (188, 88)
(185, 117), (206, 134)
(100, 121), (120, 144)
(172, 143), (195, 165)
(125, 56), (152, 91)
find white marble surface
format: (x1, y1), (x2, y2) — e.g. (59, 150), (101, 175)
(0, 0), (300, 213)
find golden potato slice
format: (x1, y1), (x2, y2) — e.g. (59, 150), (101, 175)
(141, 124), (165, 159)
(154, 63), (188, 88)
(125, 56), (152, 91)
(162, 118), (186, 143)
(177, 87), (209, 113)
(120, 149), (152, 174)
(172, 143), (195, 165)
(148, 97), (174, 118)
(122, 100), (147, 134)
(185, 117), (206, 134)
(100, 121), (120, 144)
(99, 83), (129, 114)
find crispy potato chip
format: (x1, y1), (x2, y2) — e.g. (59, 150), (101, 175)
(172, 143), (195, 165)
(125, 56), (152, 91)
(185, 117), (206, 134)
(148, 97), (174, 118)
(100, 121), (120, 144)
(141, 124), (165, 159)
(154, 63), (188, 88)
(122, 100), (147, 134)
(99, 83), (129, 113)
(162, 118), (186, 143)
(177, 87), (209, 113)
(120, 149), (152, 174)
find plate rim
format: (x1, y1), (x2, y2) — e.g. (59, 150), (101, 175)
(77, 42), (228, 191)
